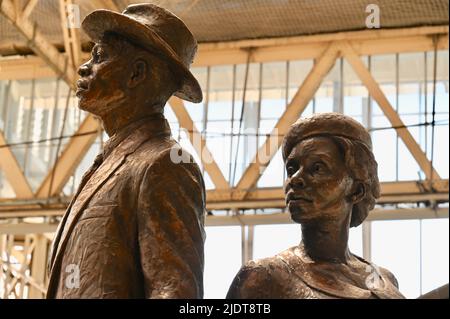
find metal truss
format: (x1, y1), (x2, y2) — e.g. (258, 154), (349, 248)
(0, 1), (449, 298)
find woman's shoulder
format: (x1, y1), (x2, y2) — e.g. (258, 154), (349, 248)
(225, 258), (276, 299)
(351, 253), (400, 289)
(364, 261), (405, 298)
(377, 266), (400, 288)
(226, 247), (302, 299)
(244, 246), (300, 277)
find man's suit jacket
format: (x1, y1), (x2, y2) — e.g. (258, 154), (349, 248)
(46, 117), (206, 298)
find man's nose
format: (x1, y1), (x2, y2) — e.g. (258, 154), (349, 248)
(290, 168), (306, 188)
(78, 63), (91, 77)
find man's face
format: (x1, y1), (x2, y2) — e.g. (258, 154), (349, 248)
(76, 39), (129, 116)
(284, 136), (353, 224)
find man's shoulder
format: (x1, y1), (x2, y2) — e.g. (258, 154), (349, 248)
(128, 137), (203, 181)
(133, 133), (175, 153)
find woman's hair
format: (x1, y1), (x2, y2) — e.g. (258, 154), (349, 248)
(328, 135), (380, 227)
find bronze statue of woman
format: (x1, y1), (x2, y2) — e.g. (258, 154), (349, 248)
(227, 113), (405, 299)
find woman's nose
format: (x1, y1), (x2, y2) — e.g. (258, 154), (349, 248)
(78, 63), (91, 77)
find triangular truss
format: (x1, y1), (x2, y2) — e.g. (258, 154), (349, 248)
(0, 0), (447, 206)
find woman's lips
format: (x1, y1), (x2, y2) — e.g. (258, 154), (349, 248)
(75, 80), (89, 97)
(76, 79), (89, 90)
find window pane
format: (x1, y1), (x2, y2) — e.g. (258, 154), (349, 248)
(349, 225), (363, 257)
(261, 62), (287, 121)
(204, 226), (242, 299)
(372, 220), (421, 298)
(372, 128), (397, 182)
(257, 149), (284, 187)
(288, 60), (313, 101)
(421, 219), (449, 295)
(253, 224), (300, 260)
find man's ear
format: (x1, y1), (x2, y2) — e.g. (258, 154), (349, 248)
(350, 181), (366, 204)
(128, 59), (148, 88)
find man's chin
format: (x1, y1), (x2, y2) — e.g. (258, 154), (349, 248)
(287, 202), (314, 224)
(288, 204), (304, 223)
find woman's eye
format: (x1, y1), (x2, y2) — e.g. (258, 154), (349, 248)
(93, 50), (104, 63)
(312, 162), (326, 173)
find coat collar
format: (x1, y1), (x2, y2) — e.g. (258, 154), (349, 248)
(102, 113), (167, 160)
(48, 116), (171, 290)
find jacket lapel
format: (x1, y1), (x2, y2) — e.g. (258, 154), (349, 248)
(50, 155), (126, 273)
(46, 153), (126, 297)
(48, 193), (79, 272)
(48, 118), (171, 274)
(48, 154), (103, 272)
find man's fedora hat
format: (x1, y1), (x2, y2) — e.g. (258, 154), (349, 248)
(82, 3), (203, 103)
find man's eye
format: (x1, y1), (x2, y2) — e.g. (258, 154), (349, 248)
(286, 166), (297, 176)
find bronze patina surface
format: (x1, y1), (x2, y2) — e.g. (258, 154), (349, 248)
(47, 4), (206, 299)
(227, 113), (405, 299)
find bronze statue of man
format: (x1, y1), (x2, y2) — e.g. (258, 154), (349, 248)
(227, 113), (405, 299)
(47, 4), (206, 298)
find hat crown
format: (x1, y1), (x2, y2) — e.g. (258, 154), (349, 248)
(282, 112), (373, 161)
(81, 3), (203, 102)
(123, 4), (197, 68)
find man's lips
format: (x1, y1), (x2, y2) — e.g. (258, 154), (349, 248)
(286, 191), (312, 204)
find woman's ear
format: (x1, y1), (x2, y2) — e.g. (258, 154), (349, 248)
(350, 181), (366, 204)
(128, 59), (148, 88)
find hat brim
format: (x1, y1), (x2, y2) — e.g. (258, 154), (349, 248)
(82, 10), (203, 103)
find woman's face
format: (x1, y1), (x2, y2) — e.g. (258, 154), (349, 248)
(284, 136), (354, 224)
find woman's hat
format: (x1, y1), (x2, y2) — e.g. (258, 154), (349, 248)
(282, 112), (372, 161)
